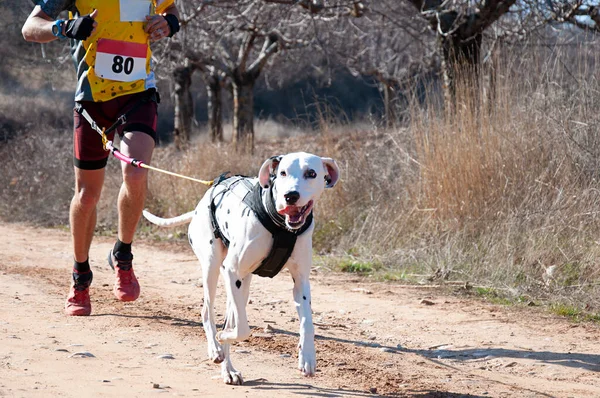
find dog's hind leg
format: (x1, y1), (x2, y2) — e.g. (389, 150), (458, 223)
(219, 273), (252, 385)
(189, 199), (227, 364)
(288, 259), (316, 377)
(200, 247), (226, 364)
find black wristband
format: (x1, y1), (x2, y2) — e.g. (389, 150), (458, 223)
(163, 14), (180, 37)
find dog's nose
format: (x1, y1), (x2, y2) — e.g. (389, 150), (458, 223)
(284, 191), (300, 205)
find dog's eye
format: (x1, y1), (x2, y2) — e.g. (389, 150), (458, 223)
(305, 169), (317, 179)
(280, 170), (287, 177)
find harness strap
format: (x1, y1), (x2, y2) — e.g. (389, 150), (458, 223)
(209, 173), (246, 248)
(244, 183), (313, 278)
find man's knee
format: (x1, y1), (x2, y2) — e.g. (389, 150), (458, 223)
(75, 188), (102, 208)
(122, 166), (149, 189)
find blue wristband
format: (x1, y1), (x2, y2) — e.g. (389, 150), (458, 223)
(52, 19), (67, 39)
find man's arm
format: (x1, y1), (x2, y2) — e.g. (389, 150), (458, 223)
(22, 6), (60, 43)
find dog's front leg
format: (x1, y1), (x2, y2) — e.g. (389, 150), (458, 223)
(217, 269), (252, 343)
(289, 266), (316, 376)
(218, 273), (252, 385)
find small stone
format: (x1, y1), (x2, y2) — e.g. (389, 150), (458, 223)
(380, 347), (396, 353)
(264, 324), (274, 332)
(280, 354), (291, 358)
(156, 354), (175, 359)
(69, 351), (95, 358)
(252, 333), (274, 339)
(420, 299), (435, 306)
(369, 387), (377, 394)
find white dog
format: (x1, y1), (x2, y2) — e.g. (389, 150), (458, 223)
(143, 152), (340, 385)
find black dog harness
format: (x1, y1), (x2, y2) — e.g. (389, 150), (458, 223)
(209, 175), (313, 278)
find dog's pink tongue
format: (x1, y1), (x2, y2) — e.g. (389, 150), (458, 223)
(280, 206), (302, 221)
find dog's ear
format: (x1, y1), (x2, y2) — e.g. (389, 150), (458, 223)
(258, 155), (282, 188)
(322, 157), (340, 188)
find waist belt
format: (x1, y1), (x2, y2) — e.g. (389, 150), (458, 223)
(209, 176), (313, 278)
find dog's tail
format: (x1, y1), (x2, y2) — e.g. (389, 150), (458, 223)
(142, 209), (194, 227)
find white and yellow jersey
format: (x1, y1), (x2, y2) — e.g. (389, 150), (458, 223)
(41, 0), (174, 102)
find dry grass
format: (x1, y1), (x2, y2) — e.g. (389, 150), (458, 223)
(3, 38), (600, 314)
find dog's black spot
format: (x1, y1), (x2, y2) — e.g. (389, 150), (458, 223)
(209, 239), (213, 245)
(227, 209), (230, 214)
(236, 280), (242, 289)
(225, 222), (228, 230)
(222, 265), (225, 269)
(303, 296), (306, 300)
(292, 277), (295, 284)
(195, 210), (197, 215)
(189, 236), (193, 245)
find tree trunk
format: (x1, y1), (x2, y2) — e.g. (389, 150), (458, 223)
(173, 64), (195, 150)
(381, 80), (396, 129)
(232, 75), (255, 153)
(439, 33), (483, 114)
(206, 71), (223, 143)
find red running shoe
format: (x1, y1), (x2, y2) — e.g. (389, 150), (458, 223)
(65, 270), (93, 316)
(108, 249), (140, 302)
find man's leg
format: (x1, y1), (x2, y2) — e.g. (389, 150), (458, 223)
(71, 168), (105, 261)
(117, 131), (155, 243)
(109, 131), (155, 302)
(66, 167), (105, 316)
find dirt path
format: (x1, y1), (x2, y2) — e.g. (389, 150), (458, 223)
(0, 222), (599, 397)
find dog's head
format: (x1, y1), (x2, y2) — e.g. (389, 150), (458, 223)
(258, 152), (340, 230)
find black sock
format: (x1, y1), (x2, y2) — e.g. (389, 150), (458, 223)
(113, 239), (132, 255)
(73, 259), (91, 274)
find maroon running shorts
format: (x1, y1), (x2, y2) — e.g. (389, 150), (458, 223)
(73, 90), (158, 170)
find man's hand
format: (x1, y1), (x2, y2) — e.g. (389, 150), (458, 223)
(145, 14), (171, 42)
(65, 9), (98, 41)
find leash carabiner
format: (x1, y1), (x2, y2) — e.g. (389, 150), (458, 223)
(101, 127), (110, 152)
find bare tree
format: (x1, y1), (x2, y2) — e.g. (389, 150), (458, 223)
(329, 1), (436, 127)
(401, 0), (520, 108)
(165, 0), (363, 152)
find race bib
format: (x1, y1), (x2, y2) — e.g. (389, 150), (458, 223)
(95, 39), (148, 82)
(120, 0), (152, 22)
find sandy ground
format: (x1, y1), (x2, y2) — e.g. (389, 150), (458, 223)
(0, 222), (599, 398)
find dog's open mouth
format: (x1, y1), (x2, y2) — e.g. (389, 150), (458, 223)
(279, 200), (313, 229)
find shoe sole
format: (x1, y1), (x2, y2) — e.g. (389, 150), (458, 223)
(65, 307), (91, 316)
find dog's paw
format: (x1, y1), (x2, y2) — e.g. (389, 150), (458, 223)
(221, 367), (244, 385)
(298, 352), (316, 377)
(216, 326), (250, 343)
(208, 347), (225, 364)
